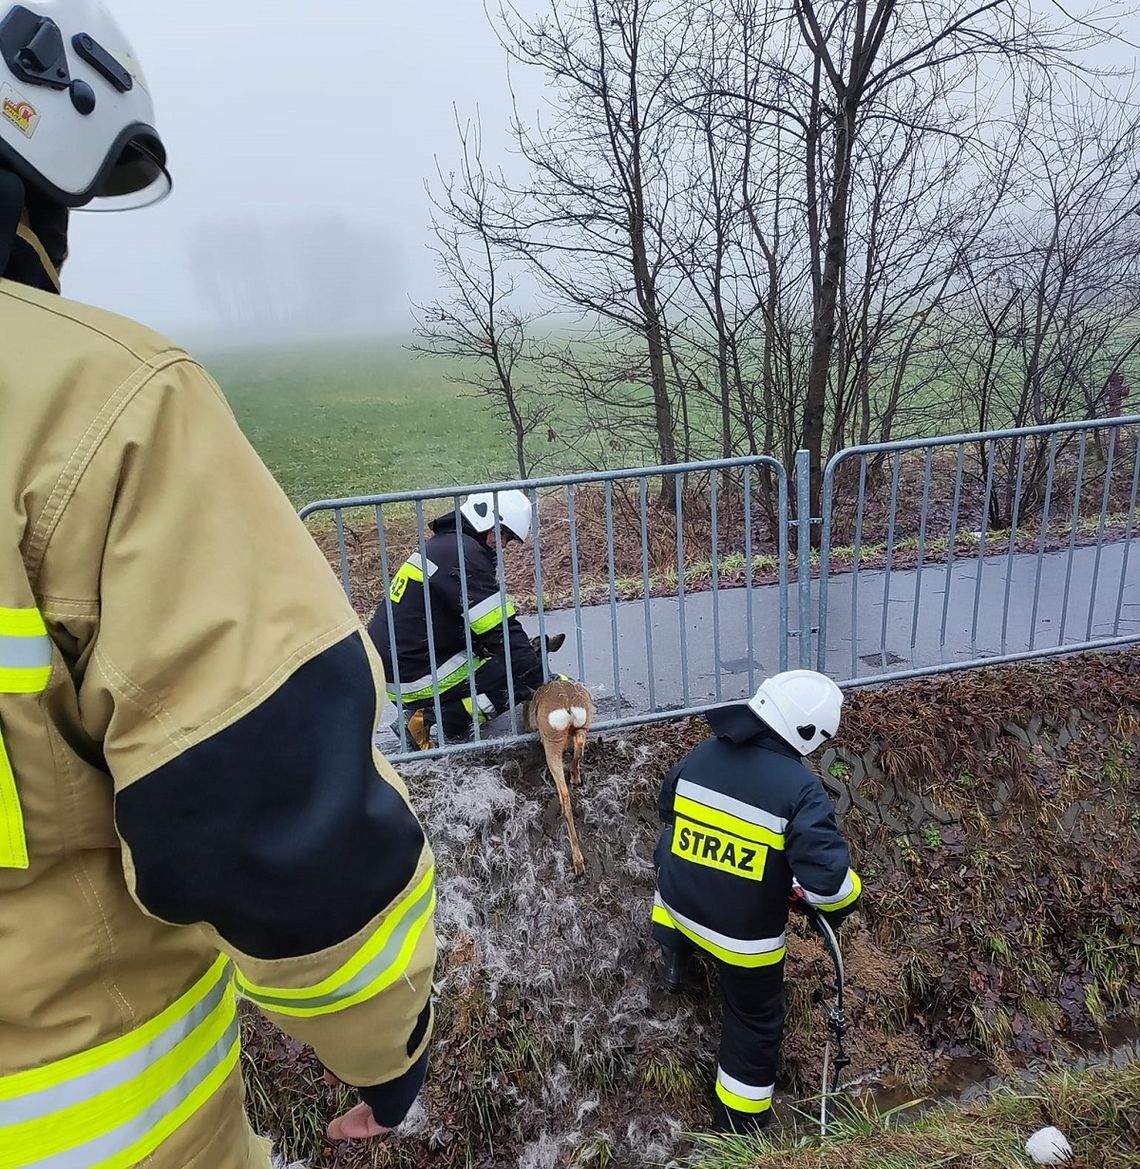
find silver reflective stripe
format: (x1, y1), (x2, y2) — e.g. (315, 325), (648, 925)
(465, 595), (502, 625)
(674, 779), (788, 836)
(717, 1068), (775, 1102)
(240, 881), (436, 1012)
(801, 868), (858, 907)
(406, 554), (439, 577)
(0, 635), (51, 669)
(654, 894), (785, 957)
(0, 972), (231, 1126)
(387, 652), (472, 698)
(26, 1017), (239, 1169)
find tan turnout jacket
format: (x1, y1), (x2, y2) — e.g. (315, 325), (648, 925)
(0, 279), (436, 1169)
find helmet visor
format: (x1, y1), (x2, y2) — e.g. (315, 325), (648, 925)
(81, 139), (171, 213)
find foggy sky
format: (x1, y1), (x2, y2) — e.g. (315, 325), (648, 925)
(64, 1), (538, 341)
(62, 2), (1137, 344)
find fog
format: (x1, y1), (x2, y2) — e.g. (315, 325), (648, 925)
(63, 1), (540, 344)
(61, 2), (1137, 348)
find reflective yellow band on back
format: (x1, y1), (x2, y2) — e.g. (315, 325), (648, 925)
(386, 653), (488, 702)
(389, 555), (438, 604)
(673, 794), (785, 850)
(0, 666), (52, 693)
(0, 957), (239, 1169)
(652, 896), (786, 969)
(238, 866), (436, 1018)
(672, 818), (768, 882)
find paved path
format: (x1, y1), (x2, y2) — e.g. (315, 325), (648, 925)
(378, 541), (1139, 749)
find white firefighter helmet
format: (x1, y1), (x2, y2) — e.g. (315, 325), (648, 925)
(0, 1), (168, 209)
(748, 670), (844, 756)
(460, 490), (533, 541)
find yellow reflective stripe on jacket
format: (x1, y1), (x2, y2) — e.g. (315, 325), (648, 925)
(466, 595), (517, 636)
(237, 866), (436, 1019)
(672, 794), (785, 852)
(386, 653), (488, 703)
(389, 554), (438, 604)
(0, 607), (52, 870)
(0, 606), (52, 694)
(801, 868), (862, 913)
(652, 895), (786, 969)
(0, 734), (28, 871)
(0, 956), (239, 1169)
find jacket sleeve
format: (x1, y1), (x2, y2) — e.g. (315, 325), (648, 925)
(785, 780), (862, 925)
(459, 543), (546, 694)
(64, 358), (436, 1126)
(657, 763), (683, 824)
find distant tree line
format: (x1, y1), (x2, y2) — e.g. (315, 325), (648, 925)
(188, 215), (397, 340)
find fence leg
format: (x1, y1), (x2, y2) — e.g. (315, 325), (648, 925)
(795, 448), (813, 669)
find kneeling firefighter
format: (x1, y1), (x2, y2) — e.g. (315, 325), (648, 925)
(653, 671), (862, 1133)
(368, 490), (560, 748)
(1, 3), (436, 1165)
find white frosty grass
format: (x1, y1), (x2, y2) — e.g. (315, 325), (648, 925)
(402, 741), (699, 1166)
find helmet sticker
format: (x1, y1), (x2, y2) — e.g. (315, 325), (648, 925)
(1, 83), (39, 138)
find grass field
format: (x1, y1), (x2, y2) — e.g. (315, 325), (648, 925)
(205, 338), (729, 507)
(687, 1058), (1140, 1169)
(206, 341), (525, 507)
(206, 338), (1131, 514)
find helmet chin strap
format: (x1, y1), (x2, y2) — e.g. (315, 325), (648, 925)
(0, 170), (68, 293)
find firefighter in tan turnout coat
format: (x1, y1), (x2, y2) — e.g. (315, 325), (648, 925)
(0, 4), (437, 1166)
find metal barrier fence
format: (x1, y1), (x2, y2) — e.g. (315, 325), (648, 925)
(816, 416), (1140, 685)
(300, 417), (1140, 763)
(300, 456), (791, 760)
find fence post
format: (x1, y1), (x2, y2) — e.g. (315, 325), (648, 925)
(795, 448), (813, 668)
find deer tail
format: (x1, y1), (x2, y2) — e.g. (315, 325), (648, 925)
(547, 708), (573, 732)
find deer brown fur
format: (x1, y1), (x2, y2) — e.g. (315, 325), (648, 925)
(527, 679), (593, 877)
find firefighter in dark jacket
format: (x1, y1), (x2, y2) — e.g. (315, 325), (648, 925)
(368, 490), (551, 748)
(653, 670), (861, 1133)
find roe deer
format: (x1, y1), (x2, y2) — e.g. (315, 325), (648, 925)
(528, 678), (593, 877)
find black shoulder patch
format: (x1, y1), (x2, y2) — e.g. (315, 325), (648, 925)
(116, 633), (425, 960)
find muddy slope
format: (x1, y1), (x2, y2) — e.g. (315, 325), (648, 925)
(245, 651), (1140, 1168)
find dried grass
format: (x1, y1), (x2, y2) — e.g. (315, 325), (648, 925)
(245, 652), (1140, 1168)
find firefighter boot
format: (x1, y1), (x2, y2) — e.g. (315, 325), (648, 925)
(406, 709), (433, 751)
(660, 945), (688, 995)
(712, 1099), (772, 1135)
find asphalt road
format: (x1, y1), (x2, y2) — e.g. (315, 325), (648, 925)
(377, 541), (1138, 749)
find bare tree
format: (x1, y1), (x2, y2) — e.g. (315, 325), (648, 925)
(664, 0), (764, 464)
(413, 119), (544, 480)
(942, 93), (1140, 525)
(490, 0), (691, 484)
(716, 0), (1112, 513)
(419, 0), (1131, 530)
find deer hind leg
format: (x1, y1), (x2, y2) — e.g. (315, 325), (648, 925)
(570, 728), (587, 787)
(546, 744), (586, 877)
